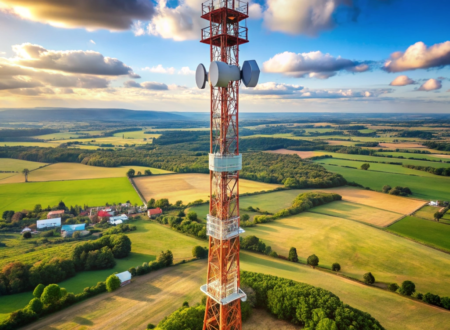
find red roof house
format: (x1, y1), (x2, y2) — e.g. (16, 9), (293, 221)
(47, 210), (65, 219)
(97, 210), (111, 218)
(147, 208), (163, 218)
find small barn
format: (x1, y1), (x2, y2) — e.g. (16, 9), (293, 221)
(21, 227), (32, 234)
(429, 201), (439, 206)
(109, 214), (128, 225)
(47, 210), (65, 219)
(148, 208), (163, 218)
(37, 218), (61, 229)
(116, 271), (132, 287)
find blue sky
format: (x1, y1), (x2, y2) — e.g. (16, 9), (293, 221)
(0, 0), (449, 112)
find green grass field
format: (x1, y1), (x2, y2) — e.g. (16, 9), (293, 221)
(387, 216), (450, 251)
(0, 220), (203, 318)
(413, 205), (448, 222)
(0, 142), (60, 148)
(239, 190), (301, 213)
(241, 212), (450, 297)
(187, 203), (260, 224)
(0, 158), (48, 172)
(375, 152), (450, 161)
(0, 177), (142, 215)
(240, 252), (450, 330)
(316, 158), (438, 177)
(322, 164), (450, 201)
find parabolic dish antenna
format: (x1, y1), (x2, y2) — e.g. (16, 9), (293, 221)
(196, 63), (208, 89)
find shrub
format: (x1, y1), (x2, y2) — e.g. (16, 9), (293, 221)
(269, 251), (278, 258)
(192, 246), (208, 259)
(241, 300), (252, 322)
(332, 263), (341, 272)
(128, 267), (137, 277)
(363, 272), (375, 285)
(423, 293), (441, 306)
(33, 284), (45, 298)
(307, 254), (319, 268)
(187, 211), (198, 221)
(241, 214), (250, 221)
(41, 284), (61, 305)
(106, 275), (121, 292)
(361, 163), (370, 170)
(22, 232), (32, 239)
(388, 283), (399, 292)
(27, 298), (43, 314)
(288, 247), (299, 262)
(147, 324), (156, 329)
(155, 305), (205, 330)
(157, 250), (173, 267)
(416, 293), (423, 300)
(400, 280), (415, 296)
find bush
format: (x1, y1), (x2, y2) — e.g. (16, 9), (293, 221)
(192, 246), (208, 259)
(128, 267), (137, 277)
(41, 284), (61, 305)
(332, 263), (340, 272)
(400, 280), (415, 296)
(241, 235), (267, 254)
(147, 324), (156, 329)
(363, 272), (375, 285)
(22, 232), (32, 239)
(241, 214), (250, 221)
(187, 211), (198, 221)
(157, 250), (173, 267)
(155, 305), (205, 330)
(423, 293), (441, 306)
(388, 283), (399, 292)
(307, 254), (319, 268)
(269, 251), (278, 258)
(106, 275), (121, 292)
(33, 283), (45, 298)
(27, 298), (43, 314)
(416, 293), (423, 300)
(288, 247), (299, 262)
(241, 300), (252, 322)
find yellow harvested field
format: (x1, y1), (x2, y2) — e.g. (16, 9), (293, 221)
(312, 200), (403, 227)
(266, 149), (326, 159)
(433, 154), (450, 159)
(24, 261), (207, 330)
(302, 186), (426, 215)
(0, 163), (172, 184)
(244, 309), (300, 330)
(134, 173), (281, 204)
(378, 142), (426, 149)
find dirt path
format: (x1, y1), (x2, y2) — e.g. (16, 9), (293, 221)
(23, 261), (207, 330)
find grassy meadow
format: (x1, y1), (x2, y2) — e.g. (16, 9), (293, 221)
(240, 252), (450, 330)
(0, 158), (48, 172)
(322, 164), (450, 201)
(134, 173), (281, 205)
(310, 200), (402, 227)
(0, 162), (172, 184)
(387, 216), (450, 251)
(0, 177), (141, 215)
(241, 212), (450, 297)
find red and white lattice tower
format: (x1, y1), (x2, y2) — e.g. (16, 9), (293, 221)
(195, 1), (260, 330)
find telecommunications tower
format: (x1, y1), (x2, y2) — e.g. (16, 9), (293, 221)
(195, 1), (260, 329)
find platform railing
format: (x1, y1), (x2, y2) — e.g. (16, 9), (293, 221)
(201, 24), (248, 41)
(202, 0), (248, 15)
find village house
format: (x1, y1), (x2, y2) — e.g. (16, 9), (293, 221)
(148, 207), (163, 218)
(47, 210), (65, 219)
(116, 271), (132, 287)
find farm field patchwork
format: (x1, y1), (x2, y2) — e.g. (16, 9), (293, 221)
(0, 158), (48, 172)
(0, 141), (60, 148)
(315, 158), (438, 177)
(0, 163), (172, 184)
(387, 216), (450, 252)
(241, 212), (450, 297)
(310, 200), (402, 227)
(54, 136), (152, 147)
(322, 164), (450, 201)
(134, 173), (281, 204)
(375, 151), (450, 161)
(187, 203), (260, 223)
(413, 205), (448, 222)
(240, 252), (450, 330)
(0, 177), (141, 215)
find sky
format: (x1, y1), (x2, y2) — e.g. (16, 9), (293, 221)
(0, 0), (449, 113)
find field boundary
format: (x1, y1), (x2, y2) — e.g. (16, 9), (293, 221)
(129, 177), (147, 205)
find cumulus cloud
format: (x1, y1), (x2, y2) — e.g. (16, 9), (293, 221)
(0, 0), (154, 31)
(242, 82), (304, 95)
(145, 0), (204, 41)
(390, 75), (416, 86)
(12, 43), (137, 77)
(142, 64), (175, 74)
(249, 2), (263, 19)
(263, 51), (369, 78)
(418, 79), (442, 91)
(178, 67), (195, 75)
(384, 41), (450, 72)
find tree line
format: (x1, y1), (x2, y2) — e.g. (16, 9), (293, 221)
(402, 164), (450, 176)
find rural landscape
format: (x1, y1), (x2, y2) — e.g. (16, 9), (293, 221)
(1, 0), (450, 329)
(1, 111), (450, 330)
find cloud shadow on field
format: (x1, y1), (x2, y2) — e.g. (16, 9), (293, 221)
(72, 316), (94, 325)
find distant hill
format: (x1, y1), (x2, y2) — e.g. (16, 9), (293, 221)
(0, 108), (188, 122)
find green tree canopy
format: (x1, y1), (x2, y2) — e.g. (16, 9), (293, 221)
(106, 275), (121, 292)
(33, 284), (45, 298)
(288, 247), (299, 262)
(363, 272), (375, 285)
(41, 284), (61, 305)
(332, 263), (340, 272)
(400, 280), (416, 296)
(126, 169), (135, 178)
(361, 163), (370, 170)
(157, 250), (173, 267)
(307, 254), (319, 268)
(192, 246), (207, 259)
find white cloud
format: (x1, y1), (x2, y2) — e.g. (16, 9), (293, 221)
(0, 0), (154, 31)
(124, 80), (169, 90)
(249, 2), (263, 19)
(142, 64), (176, 74)
(132, 20), (146, 36)
(384, 41), (450, 72)
(90, 40), (96, 45)
(263, 51), (369, 78)
(390, 75), (415, 86)
(242, 82), (304, 95)
(12, 43), (137, 77)
(145, 0), (204, 41)
(178, 67), (195, 75)
(418, 79), (442, 91)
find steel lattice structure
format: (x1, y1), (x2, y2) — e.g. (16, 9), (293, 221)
(199, 1), (250, 329)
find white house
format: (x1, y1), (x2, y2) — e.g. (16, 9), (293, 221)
(116, 271), (132, 287)
(109, 214), (128, 225)
(37, 218), (61, 229)
(429, 201), (439, 206)
(21, 227), (31, 234)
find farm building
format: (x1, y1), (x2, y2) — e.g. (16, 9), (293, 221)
(97, 210), (112, 219)
(109, 214), (128, 225)
(37, 218), (61, 229)
(61, 223), (86, 237)
(47, 210), (65, 219)
(148, 208), (163, 218)
(429, 201), (439, 206)
(21, 227), (31, 234)
(116, 271), (132, 287)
